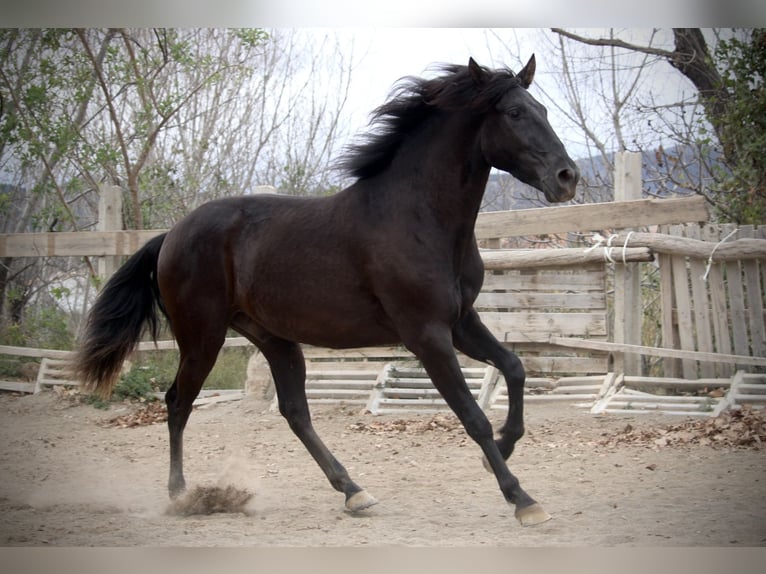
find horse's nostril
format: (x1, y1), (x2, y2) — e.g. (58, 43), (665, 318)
(557, 168), (577, 185)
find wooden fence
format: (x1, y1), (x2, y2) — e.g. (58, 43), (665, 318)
(561, 225), (766, 377)
(0, 196), (708, 258)
(1, 154), (765, 409)
(659, 224), (765, 378)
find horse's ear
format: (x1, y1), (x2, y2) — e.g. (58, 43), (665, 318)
(518, 54), (536, 88)
(468, 57), (486, 87)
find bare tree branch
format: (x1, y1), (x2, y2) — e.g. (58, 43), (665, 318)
(551, 28), (676, 59)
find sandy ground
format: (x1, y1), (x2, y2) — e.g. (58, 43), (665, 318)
(0, 390), (764, 547)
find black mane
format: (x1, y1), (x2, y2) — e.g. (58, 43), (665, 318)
(338, 62), (521, 181)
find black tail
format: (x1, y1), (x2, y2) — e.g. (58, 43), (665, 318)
(71, 233), (167, 398)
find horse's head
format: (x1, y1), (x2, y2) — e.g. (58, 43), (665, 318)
(472, 56), (579, 203)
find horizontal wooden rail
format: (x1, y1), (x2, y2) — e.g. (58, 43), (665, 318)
(474, 196), (708, 240)
(480, 246), (653, 269)
(550, 336), (766, 367)
(134, 337), (253, 351)
(0, 345), (72, 359)
(0, 197), (709, 258)
(601, 231), (766, 261)
(0, 337), (254, 359)
(0, 229), (162, 258)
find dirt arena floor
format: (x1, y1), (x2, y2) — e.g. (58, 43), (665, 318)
(0, 390), (764, 547)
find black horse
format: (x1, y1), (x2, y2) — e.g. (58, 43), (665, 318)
(72, 56), (579, 526)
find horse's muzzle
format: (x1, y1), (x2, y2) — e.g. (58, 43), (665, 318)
(544, 164), (579, 203)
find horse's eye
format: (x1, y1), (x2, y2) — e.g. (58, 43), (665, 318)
(508, 107), (521, 119)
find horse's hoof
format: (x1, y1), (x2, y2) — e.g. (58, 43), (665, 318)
(345, 490), (378, 512)
(514, 502), (552, 526)
(168, 483), (187, 500)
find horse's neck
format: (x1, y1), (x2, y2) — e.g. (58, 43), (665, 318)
(391, 112), (490, 231)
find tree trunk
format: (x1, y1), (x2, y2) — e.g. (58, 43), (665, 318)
(670, 29), (733, 161)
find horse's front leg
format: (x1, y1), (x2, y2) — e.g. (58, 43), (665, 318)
(453, 309), (528, 461)
(403, 321), (549, 526)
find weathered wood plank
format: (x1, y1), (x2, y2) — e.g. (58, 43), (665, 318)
(505, 355), (608, 375)
(701, 224), (735, 378)
(612, 151), (643, 376)
(0, 230), (161, 258)
(480, 312), (607, 343)
(474, 196), (709, 239)
(481, 267), (605, 291)
(739, 227), (766, 359)
(684, 226), (715, 378)
(303, 346), (413, 360)
(474, 291), (605, 310)
(480, 246), (652, 270)
(304, 371), (380, 380)
(711, 371), (746, 417)
(0, 381), (36, 393)
(658, 245), (680, 378)
(550, 336), (766, 367)
(0, 197), (710, 257)
(133, 336), (254, 352)
(726, 254), (750, 360)
(306, 361), (411, 371)
(669, 245), (697, 378)
(0, 345), (72, 359)
(590, 373), (623, 414)
(622, 375), (733, 389)
(98, 185), (123, 280)
(603, 230), (766, 261)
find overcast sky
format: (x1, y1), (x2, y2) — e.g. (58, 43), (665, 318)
(335, 28), (751, 162)
(334, 28), (666, 160)
(336, 28), (580, 150)
(341, 28), (528, 120)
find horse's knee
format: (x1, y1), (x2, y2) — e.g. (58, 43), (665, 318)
(501, 352), (525, 386)
(461, 411), (494, 443)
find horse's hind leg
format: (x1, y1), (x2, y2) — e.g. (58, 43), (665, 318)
(165, 325), (227, 498)
(259, 336), (377, 512)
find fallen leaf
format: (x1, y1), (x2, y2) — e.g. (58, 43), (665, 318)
(597, 407), (765, 450)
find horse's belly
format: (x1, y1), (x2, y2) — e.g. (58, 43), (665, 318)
(244, 283), (399, 349)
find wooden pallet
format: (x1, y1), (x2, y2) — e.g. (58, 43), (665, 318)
(0, 379), (35, 393)
(34, 357), (79, 393)
(490, 374), (608, 410)
(365, 364), (491, 415)
(268, 346), (417, 411)
(0, 346), (73, 394)
(589, 371), (765, 416)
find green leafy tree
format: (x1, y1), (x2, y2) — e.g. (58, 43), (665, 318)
(549, 27), (766, 223)
(0, 28), (354, 344)
(710, 29), (766, 223)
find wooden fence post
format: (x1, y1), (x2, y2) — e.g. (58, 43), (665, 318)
(613, 152), (643, 376)
(97, 185), (123, 281)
